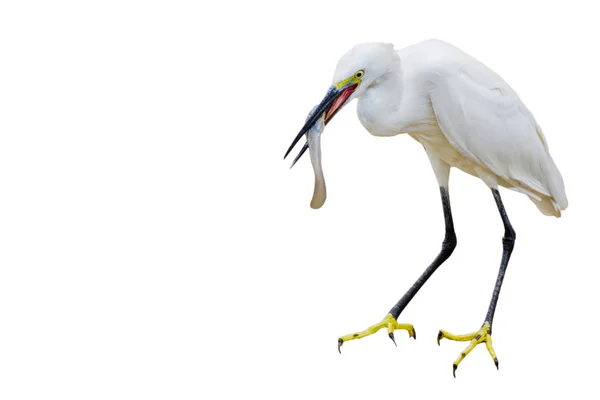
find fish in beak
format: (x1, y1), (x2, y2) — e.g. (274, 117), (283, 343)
(284, 80), (359, 209)
(306, 110), (326, 209)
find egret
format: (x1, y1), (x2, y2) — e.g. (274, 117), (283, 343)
(284, 39), (567, 376)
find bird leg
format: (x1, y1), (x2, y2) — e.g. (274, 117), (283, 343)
(338, 187), (456, 352)
(437, 188), (515, 377)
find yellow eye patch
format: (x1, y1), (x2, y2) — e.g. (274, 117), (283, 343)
(334, 70), (364, 89)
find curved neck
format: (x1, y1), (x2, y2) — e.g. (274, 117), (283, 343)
(357, 68), (405, 135)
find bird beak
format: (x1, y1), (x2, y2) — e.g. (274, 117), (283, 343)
(284, 81), (359, 161)
(284, 78), (359, 209)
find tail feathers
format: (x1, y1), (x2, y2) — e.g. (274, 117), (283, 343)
(544, 153), (568, 212)
(530, 196), (563, 218)
(530, 152), (567, 217)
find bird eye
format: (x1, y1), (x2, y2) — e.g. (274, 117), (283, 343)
(355, 70), (364, 79)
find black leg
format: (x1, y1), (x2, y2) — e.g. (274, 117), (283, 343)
(437, 188), (516, 376)
(484, 188), (516, 331)
(337, 186), (457, 352)
(389, 186), (457, 321)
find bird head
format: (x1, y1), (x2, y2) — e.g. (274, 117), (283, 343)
(284, 43), (400, 209)
(331, 42), (400, 102)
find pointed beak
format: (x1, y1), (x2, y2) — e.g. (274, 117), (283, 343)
(285, 79), (359, 209)
(283, 82), (358, 160)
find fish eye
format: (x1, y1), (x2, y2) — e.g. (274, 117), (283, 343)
(355, 70), (364, 79)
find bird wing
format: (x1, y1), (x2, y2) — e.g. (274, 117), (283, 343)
(429, 67), (567, 209)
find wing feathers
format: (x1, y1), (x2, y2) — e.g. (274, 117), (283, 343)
(430, 70), (567, 214)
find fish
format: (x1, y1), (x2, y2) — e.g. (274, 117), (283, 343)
(289, 107), (327, 209)
(307, 110), (326, 209)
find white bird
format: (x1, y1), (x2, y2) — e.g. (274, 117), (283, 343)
(284, 39), (567, 376)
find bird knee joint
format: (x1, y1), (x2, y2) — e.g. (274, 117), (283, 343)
(442, 232), (457, 252)
(502, 234), (515, 249)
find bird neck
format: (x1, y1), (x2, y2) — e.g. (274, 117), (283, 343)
(357, 69), (405, 136)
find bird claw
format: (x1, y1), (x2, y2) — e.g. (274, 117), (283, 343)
(438, 322), (498, 377)
(337, 314), (415, 353)
(388, 332), (397, 347)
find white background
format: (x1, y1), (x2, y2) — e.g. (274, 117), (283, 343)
(1, 0), (598, 398)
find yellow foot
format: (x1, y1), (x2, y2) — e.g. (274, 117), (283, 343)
(437, 322), (498, 377)
(338, 313), (416, 353)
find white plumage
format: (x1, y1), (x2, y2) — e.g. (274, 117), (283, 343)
(327, 39), (567, 216)
(285, 39), (568, 371)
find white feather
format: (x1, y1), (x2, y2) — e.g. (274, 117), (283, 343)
(333, 39), (567, 217)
